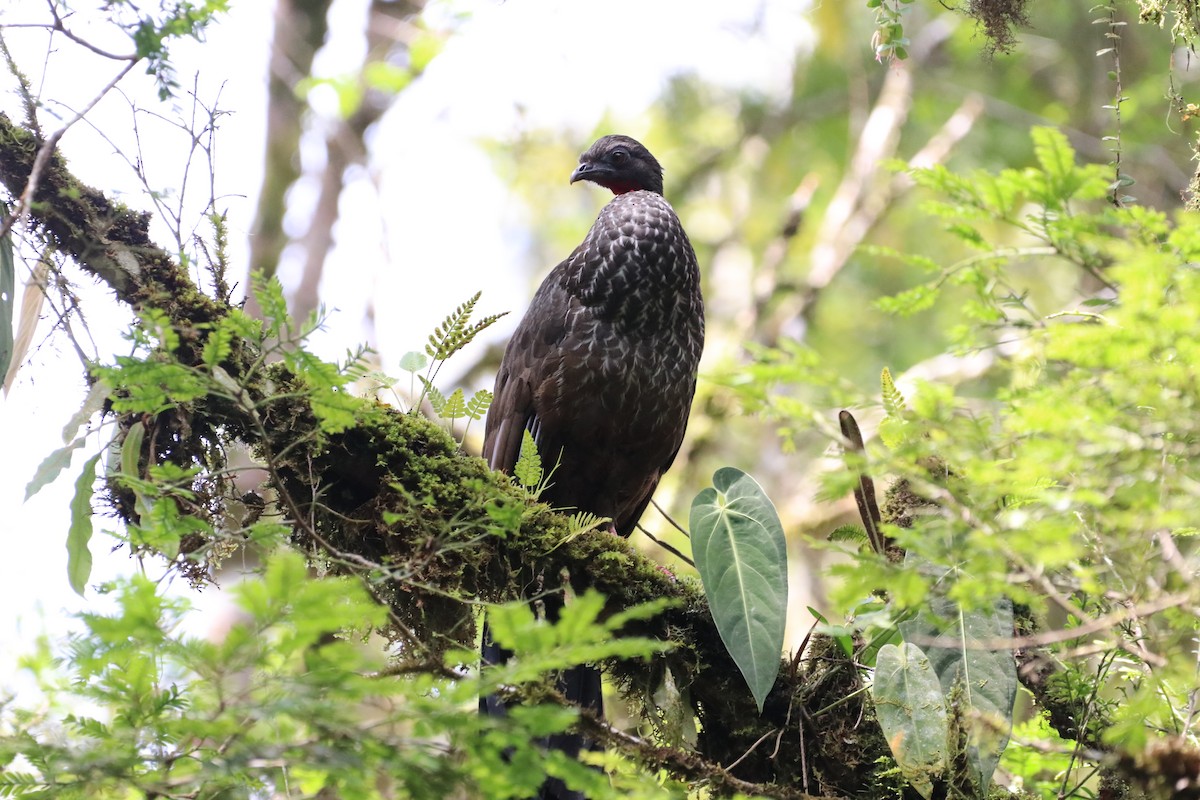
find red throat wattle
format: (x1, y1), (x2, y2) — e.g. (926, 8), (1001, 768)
(603, 181), (639, 195)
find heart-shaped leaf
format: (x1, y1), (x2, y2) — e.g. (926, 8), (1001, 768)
(690, 467), (787, 711)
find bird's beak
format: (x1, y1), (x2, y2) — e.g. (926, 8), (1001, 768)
(570, 160), (615, 185)
(569, 161), (592, 184)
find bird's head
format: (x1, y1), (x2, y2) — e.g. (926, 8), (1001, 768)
(569, 135), (664, 196)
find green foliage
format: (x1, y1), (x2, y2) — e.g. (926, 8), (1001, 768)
(399, 293), (501, 434)
(999, 717), (1075, 799)
(90, 277), (368, 438)
(873, 128), (1113, 353)
(18, 0), (1200, 786)
(828, 523), (869, 545)
(729, 123), (1200, 793)
(486, 591), (675, 683)
(11, 257), (705, 793)
(66, 452), (100, 596)
(867, 0), (915, 62)
(41, 275), (378, 590)
(125, 1), (232, 99)
(95, 308), (209, 415)
(567, 511), (612, 537)
(419, 380), (493, 436)
(0, 204), (12, 381)
(283, 346), (363, 433)
(878, 367), (912, 451)
(689, 467), (788, 712)
(0, 556), (676, 799)
(24, 436), (86, 501)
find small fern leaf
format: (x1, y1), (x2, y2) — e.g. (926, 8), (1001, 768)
(880, 367), (912, 451)
(568, 511), (612, 536)
(427, 292), (480, 360)
(425, 293), (509, 362)
(441, 387), (467, 420)
(881, 367), (907, 417)
(465, 389), (493, 421)
(418, 376), (447, 414)
(513, 429), (543, 490)
(828, 524), (869, 544)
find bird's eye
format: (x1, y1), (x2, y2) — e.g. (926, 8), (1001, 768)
(611, 149), (628, 164)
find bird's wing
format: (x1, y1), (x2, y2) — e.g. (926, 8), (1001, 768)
(481, 263), (576, 474)
(612, 440), (685, 537)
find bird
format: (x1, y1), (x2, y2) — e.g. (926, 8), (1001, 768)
(480, 134), (704, 800)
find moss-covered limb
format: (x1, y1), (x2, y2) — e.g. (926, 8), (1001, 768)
(0, 113), (227, 339)
(248, 371), (894, 795)
(0, 112), (264, 557)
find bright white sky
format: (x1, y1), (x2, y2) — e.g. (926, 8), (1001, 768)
(0, 0), (811, 685)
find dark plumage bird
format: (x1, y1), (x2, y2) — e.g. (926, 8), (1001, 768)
(480, 135), (704, 799)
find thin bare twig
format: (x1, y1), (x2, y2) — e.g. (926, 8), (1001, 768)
(43, 0), (138, 61)
(635, 521), (695, 567)
(905, 593), (1195, 653)
(0, 59), (138, 241)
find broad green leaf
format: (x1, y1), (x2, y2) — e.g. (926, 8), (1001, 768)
(0, 210), (13, 381)
(25, 437), (86, 500)
(67, 453), (101, 596)
(900, 561), (1016, 795)
(120, 420), (146, 479)
(690, 467), (787, 711)
(872, 642), (948, 798)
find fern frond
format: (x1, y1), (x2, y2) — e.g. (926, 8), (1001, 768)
(441, 388), (467, 420)
(881, 367), (906, 418)
(424, 292), (508, 362)
(567, 511), (611, 536)
(465, 389), (492, 421)
(879, 367), (912, 451)
(828, 524), (869, 545)
(418, 376), (447, 414)
(513, 429), (543, 490)
(425, 292), (478, 359)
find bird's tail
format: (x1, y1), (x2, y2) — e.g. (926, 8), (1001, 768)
(480, 603), (604, 800)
